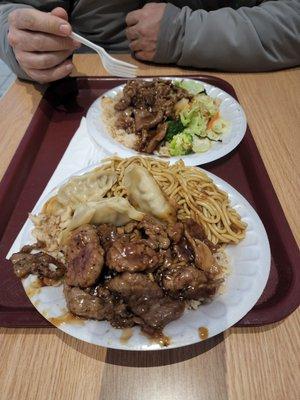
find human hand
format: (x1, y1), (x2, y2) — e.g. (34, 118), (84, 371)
(126, 3), (166, 61)
(7, 7), (81, 83)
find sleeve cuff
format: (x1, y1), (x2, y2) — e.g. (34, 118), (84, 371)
(3, 25), (32, 80)
(153, 3), (183, 64)
(0, 4), (34, 81)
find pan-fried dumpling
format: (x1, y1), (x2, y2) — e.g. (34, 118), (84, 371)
(42, 195), (62, 215)
(123, 165), (177, 223)
(91, 197), (144, 225)
(61, 197), (145, 242)
(42, 195), (71, 217)
(42, 195), (73, 228)
(57, 168), (117, 208)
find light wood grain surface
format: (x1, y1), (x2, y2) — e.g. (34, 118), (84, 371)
(0, 55), (299, 400)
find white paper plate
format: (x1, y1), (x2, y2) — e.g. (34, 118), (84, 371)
(17, 162), (270, 350)
(86, 78), (247, 166)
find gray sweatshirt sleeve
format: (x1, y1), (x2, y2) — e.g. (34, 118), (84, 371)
(154, 0), (300, 72)
(0, 2), (34, 79)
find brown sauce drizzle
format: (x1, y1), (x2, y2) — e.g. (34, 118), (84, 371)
(141, 330), (171, 347)
(120, 328), (133, 344)
(49, 312), (85, 327)
(26, 278), (62, 298)
(25, 279), (44, 297)
(154, 332), (171, 347)
(198, 326), (209, 340)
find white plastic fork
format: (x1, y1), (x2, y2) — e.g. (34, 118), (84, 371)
(70, 32), (138, 78)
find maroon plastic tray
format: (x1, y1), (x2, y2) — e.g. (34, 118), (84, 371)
(0, 76), (299, 328)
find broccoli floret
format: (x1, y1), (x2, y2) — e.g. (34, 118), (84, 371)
(165, 119), (185, 142)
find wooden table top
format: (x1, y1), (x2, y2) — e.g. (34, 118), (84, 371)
(0, 55), (299, 400)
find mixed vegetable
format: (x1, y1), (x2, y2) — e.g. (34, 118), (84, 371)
(165, 80), (229, 156)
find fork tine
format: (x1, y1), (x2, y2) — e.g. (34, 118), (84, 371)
(101, 52), (138, 69)
(102, 61), (137, 78)
(109, 69), (137, 78)
(102, 59), (137, 78)
(104, 58), (138, 75)
(99, 53), (137, 76)
(102, 56), (138, 72)
(108, 58), (138, 70)
(110, 68), (137, 78)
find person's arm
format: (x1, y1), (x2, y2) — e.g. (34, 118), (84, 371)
(153, 0), (300, 71)
(0, 2), (33, 79)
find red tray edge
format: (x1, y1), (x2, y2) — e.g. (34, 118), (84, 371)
(0, 74), (299, 329)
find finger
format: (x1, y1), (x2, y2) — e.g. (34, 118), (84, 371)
(135, 51), (154, 61)
(26, 59), (74, 84)
(9, 8), (71, 36)
(50, 8), (81, 48)
(126, 26), (139, 41)
(15, 49), (74, 70)
(8, 28), (79, 52)
(50, 7), (68, 21)
(125, 10), (141, 27)
(129, 40), (143, 53)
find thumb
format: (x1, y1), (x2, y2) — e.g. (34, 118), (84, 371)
(50, 7), (69, 21)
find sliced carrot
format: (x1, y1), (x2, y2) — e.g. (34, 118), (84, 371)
(207, 112), (220, 130)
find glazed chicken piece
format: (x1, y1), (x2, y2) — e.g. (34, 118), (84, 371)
(157, 261), (220, 300)
(29, 253), (65, 280)
(182, 219), (221, 275)
(108, 271), (161, 298)
(97, 221), (141, 251)
(114, 80), (139, 111)
(157, 256), (223, 301)
(133, 296), (185, 335)
(105, 217), (186, 274)
(184, 230), (216, 272)
(143, 123), (168, 154)
(167, 222), (184, 244)
(97, 223), (119, 251)
(106, 238), (160, 273)
(64, 284), (135, 328)
(96, 285), (135, 328)
(108, 272), (185, 332)
(115, 107), (135, 130)
(64, 284), (113, 320)
(10, 253), (34, 278)
(184, 218), (219, 253)
(172, 236), (194, 263)
(138, 216), (171, 250)
(66, 224), (104, 287)
(116, 221), (142, 241)
(155, 219), (223, 300)
(134, 109), (164, 132)
(10, 242), (65, 280)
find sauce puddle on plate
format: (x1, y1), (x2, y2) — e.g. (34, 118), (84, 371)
(120, 328), (133, 344)
(25, 278), (59, 298)
(141, 330), (171, 347)
(25, 279), (44, 298)
(49, 312), (85, 327)
(198, 326), (209, 340)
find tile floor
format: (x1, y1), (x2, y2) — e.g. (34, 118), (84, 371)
(0, 59), (16, 98)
